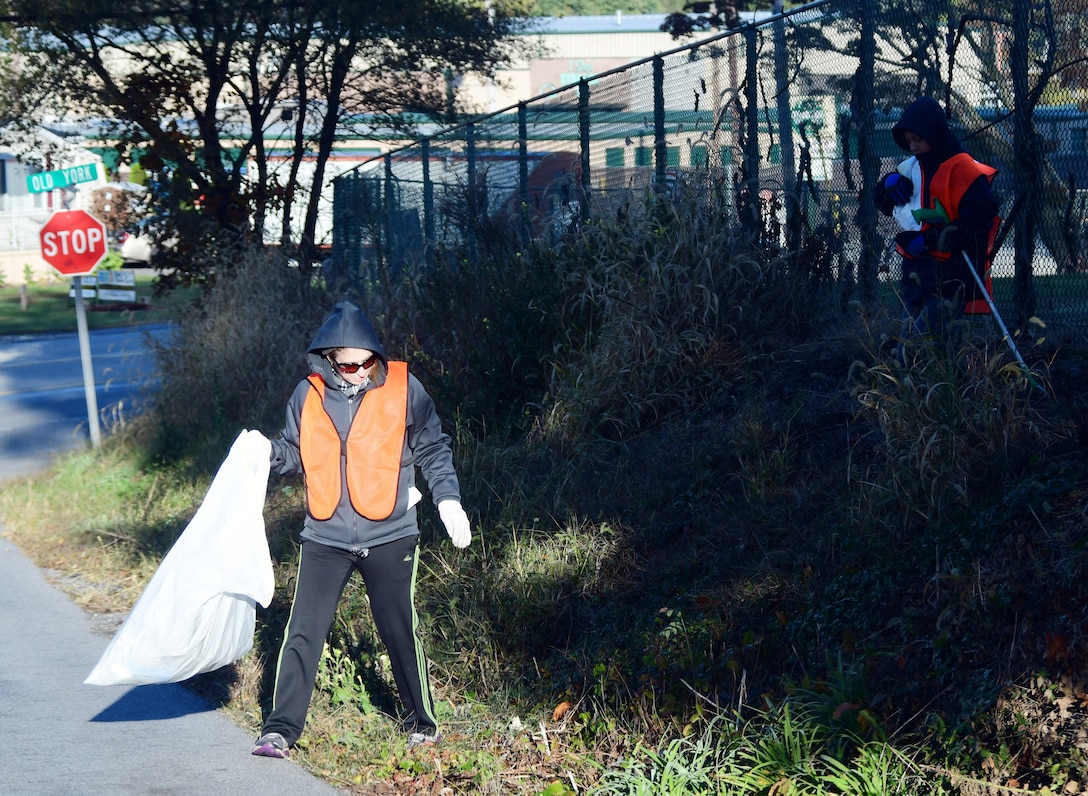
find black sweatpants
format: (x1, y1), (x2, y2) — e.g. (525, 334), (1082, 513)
(261, 535), (437, 745)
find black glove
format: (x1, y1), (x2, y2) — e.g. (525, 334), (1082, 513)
(882, 172), (913, 205)
(922, 223), (960, 253)
(895, 230), (928, 258)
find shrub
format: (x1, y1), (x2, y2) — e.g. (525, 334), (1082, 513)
(407, 240), (566, 433)
(144, 248), (336, 465)
(538, 181), (841, 442)
(851, 332), (1052, 531)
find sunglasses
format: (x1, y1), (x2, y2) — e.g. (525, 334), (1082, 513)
(329, 354), (377, 374)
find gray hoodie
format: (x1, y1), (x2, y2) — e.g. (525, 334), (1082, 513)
(270, 301), (461, 553)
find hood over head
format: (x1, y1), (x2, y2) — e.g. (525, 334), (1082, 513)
(306, 301), (387, 377)
(892, 96), (962, 161)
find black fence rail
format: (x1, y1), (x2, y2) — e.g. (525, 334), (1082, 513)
(332, 0), (1087, 339)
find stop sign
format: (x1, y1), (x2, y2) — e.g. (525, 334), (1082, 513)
(39, 209), (109, 277)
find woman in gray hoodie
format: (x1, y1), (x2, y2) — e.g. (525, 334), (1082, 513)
(252, 301), (472, 757)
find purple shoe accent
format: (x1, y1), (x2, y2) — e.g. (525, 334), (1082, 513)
(252, 732), (290, 758)
(252, 742), (289, 758)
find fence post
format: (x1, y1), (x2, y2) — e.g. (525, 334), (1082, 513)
(743, 24), (760, 226)
(854, 0), (879, 303)
(772, 1), (797, 248)
(422, 138), (434, 249)
(466, 122), (478, 264)
(653, 55), (667, 191)
(518, 102), (531, 245)
(383, 153), (394, 279)
(579, 79), (592, 222)
(1011, 0), (1037, 328)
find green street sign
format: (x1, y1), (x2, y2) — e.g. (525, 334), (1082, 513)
(26, 163), (99, 194)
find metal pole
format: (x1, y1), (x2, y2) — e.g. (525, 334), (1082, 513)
(855, 0), (879, 303)
(466, 122), (478, 264)
(1010, 0), (1037, 327)
(422, 138), (434, 247)
(578, 79), (591, 223)
(961, 250), (1041, 391)
(518, 102), (530, 246)
(72, 275), (102, 447)
(653, 55), (667, 192)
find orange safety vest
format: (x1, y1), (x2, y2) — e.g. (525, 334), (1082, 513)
(900, 152), (999, 315)
(299, 361), (409, 521)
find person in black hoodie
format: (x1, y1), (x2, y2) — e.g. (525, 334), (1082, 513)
(251, 300), (472, 758)
(874, 96), (1000, 352)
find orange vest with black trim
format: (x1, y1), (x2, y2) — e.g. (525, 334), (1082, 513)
(904, 152), (999, 315)
(299, 361), (409, 521)
(921, 152), (997, 238)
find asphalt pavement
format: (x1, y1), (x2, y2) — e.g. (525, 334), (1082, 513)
(0, 327), (343, 796)
(0, 324), (168, 480)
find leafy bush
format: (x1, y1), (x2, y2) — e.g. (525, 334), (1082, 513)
(144, 248), (336, 465)
(407, 240), (566, 432)
(592, 679), (944, 796)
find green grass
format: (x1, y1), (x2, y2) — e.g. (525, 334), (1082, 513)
(0, 274), (199, 335)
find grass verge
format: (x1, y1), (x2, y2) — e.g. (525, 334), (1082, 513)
(0, 272), (199, 335)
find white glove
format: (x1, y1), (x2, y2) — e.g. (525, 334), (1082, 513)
(438, 500), (472, 548)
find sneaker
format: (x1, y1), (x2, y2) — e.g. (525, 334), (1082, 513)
(406, 729), (440, 749)
(252, 732), (290, 758)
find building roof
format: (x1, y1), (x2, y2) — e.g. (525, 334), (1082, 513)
(531, 11), (773, 35)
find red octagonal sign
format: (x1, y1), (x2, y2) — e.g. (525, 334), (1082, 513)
(39, 209), (108, 277)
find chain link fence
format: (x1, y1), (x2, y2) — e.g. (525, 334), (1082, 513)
(332, 0), (1087, 339)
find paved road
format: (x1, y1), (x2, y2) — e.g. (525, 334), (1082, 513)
(0, 324), (168, 480)
(0, 326), (342, 795)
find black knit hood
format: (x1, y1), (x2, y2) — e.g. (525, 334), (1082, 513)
(305, 301), (387, 380)
(892, 96), (963, 164)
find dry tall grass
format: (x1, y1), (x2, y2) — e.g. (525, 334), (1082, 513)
(5, 174), (1087, 792)
(145, 251), (337, 466)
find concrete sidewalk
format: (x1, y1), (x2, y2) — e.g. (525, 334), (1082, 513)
(0, 533), (342, 796)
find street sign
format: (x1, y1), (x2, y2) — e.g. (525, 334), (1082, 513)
(39, 209), (109, 278)
(96, 269), (137, 303)
(38, 208), (108, 447)
(26, 163), (100, 194)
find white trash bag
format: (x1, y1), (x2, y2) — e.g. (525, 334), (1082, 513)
(85, 429), (275, 686)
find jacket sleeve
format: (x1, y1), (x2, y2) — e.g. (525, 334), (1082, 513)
(269, 380), (308, 477)
(948, 174), (1000, 270)
(954, 174), (1000, 245)
(406, 373), (461, 505)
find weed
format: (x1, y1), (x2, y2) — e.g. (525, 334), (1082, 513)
(315, 642), (375, 714)
(852, 333), (1052, 532)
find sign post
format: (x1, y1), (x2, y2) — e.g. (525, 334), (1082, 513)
(38, 209), (109, 447)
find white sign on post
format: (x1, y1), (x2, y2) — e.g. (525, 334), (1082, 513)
(96, 270), (137, 303)
(69, 285), (97, 300)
